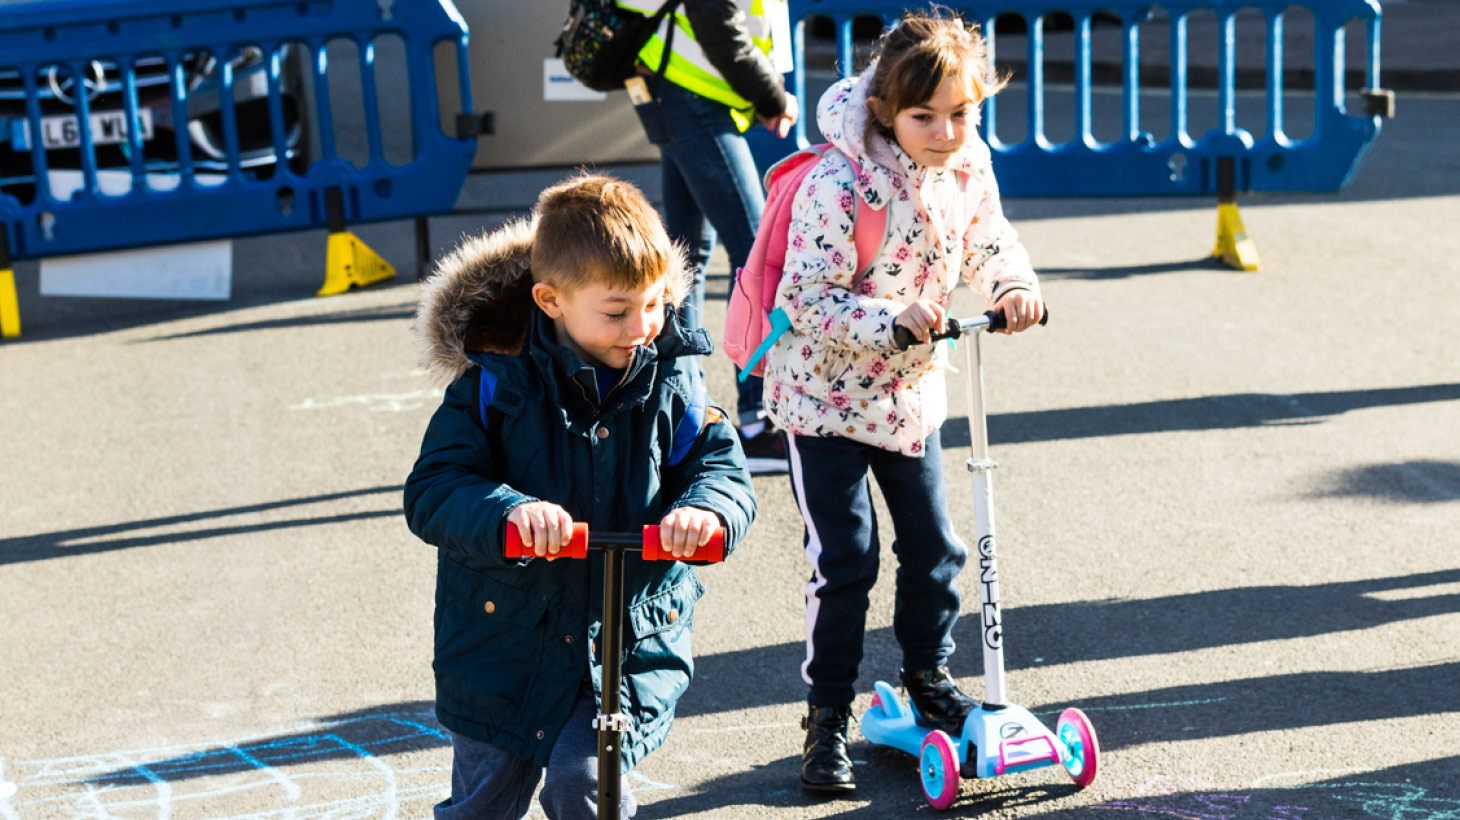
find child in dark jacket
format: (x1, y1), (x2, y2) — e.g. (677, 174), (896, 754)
(405, 174), (757, 819)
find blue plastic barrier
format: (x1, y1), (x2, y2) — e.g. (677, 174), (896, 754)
(0, 0), (478, 263)
(753, 0), (1389, 197)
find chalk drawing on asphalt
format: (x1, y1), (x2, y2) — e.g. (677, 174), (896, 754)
(1093, 773), (1460, 820)
(291, 388), (444, 413)
(0, 708), (450, 818)
(0, 709), (682, 819)
(1034, 696), (1232, 718)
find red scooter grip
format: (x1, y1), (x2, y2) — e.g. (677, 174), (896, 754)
(504, 521), (590, 559)
(640, 525), (726, 563)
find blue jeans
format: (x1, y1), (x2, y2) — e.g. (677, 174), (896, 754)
(632, 73), (765, 425)
(785, 431), (969, 708)
(435, 687), (635, 819)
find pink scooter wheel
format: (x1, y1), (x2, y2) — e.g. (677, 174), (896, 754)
(919, 730), (960, 810)
(1057, 708), (1100, 787)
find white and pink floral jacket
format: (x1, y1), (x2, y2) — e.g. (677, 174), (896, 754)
(762, 69), (1040, 456)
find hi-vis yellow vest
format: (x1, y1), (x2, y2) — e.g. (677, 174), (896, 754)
(618, 0), (793, 131)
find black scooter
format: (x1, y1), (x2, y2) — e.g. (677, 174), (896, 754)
(506, 522), (726, 819)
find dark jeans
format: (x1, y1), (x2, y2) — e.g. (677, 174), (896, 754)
(631, 73), (765, 425)
(435, 687), (635, 819)
(785, 431), (968, 708)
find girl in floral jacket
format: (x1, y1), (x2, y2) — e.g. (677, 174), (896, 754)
(762, 12), (1045, 793)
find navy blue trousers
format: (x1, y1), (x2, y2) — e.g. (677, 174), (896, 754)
(786, 431), (968, 708)
(435, 687), (634, 819)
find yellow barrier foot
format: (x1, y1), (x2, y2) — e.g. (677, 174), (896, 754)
(319, 230), (396, 297)
(1211, 200), (1260, 272)
(0, 268), (20, 339)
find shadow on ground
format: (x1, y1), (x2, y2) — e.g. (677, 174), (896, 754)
(680, 568), (1460, 721)
(1069, 661), (1460, 751)
(640, 753), (1460, 818)
(0, 270), (415, 345)
(134, 302), (414, 342)
(643, 706), (1460, 817)
(637, 748), (1084, 819)
(88, 701), (444, 788)
(941, 382), (1460, 447)
(1035, 257), (1220, 281)
(79, 700), (1460, 816)
(1315, 459), (1460, 504)
(1087, 757), (1460, 818)
(0, 486), (401, 566)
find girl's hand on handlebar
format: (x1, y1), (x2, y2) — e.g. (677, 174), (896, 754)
(658, 506), (720, 559)
(507, 502), (575, 559)
(893, 299), (947, 344)
(992, 291), (1043, 334)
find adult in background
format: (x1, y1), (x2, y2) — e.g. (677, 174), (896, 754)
(619, 0), (799, 475)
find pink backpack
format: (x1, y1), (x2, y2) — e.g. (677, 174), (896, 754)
(723, 145), (888, 381)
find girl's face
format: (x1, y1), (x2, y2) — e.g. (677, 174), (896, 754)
(874, 72), (977, 169)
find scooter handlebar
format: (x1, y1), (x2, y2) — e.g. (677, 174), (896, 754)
(892, 307), (1050, 350)
(504, 522), (591, 559)
(504, 522), (726, 564)
(640, 525), (726, 563)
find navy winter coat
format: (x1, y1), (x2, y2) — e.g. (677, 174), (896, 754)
(404, 220), (756, 769)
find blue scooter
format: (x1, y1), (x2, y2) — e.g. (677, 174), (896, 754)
(863, 309), (1099, 810)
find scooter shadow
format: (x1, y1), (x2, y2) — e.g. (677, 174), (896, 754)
(635, 746), (1085, 818)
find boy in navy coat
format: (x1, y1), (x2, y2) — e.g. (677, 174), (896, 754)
(405, 174), (756, 819)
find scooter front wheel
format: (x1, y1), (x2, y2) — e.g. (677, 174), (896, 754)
(919, 730), (960, 810)
(1056, 708), (1100, 787)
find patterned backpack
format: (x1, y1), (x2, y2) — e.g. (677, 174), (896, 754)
(555, 0), (682, 92)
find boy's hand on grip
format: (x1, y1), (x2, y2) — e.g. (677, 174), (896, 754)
(507, 502), (575, 559)
(658, 506), (720, 559)
(893, 299), (947, 344)
(992, 291), (1043, 334)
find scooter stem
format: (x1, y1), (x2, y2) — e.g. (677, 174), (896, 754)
(598, 545), (627, 820)
(502, 525), (726, 818)
(963, 331), (1007, 707)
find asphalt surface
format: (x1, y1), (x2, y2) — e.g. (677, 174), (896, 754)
(3, 17), (1460, 820)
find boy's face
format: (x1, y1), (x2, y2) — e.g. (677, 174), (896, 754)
(532, 277), (668, 369)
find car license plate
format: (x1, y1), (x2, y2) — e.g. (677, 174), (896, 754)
(13, 109), (155, 150)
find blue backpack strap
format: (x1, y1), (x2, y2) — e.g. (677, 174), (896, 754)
(475, 364), (526, 429)
(477, 368), (499, 430)
(667, 373), (709, 466)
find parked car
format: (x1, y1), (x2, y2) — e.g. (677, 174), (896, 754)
(0, 44), (310, 203)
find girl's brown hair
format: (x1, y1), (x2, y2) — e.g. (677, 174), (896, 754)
(867, 9), (1006, 120)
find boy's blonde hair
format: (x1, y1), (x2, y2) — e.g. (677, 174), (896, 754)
(868, 10), (1006, 120)
(531, 174), (672, 294)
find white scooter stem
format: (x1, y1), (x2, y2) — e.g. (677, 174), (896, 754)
(895, 308), (1047, 707)
(963, 326), (1007, 707)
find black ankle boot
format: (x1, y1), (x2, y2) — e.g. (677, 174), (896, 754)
(800, 705), (855, 792)
(901, 666), (978, 734)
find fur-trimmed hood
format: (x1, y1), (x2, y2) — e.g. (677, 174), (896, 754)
(413, 219), (693, 386)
